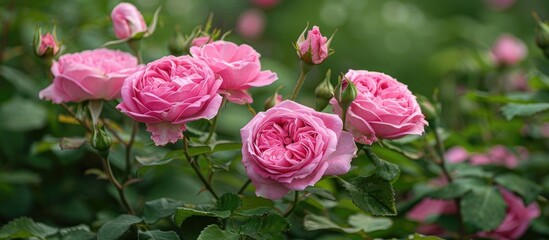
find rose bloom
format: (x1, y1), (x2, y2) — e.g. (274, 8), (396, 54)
(330, 70), (427, 144)
(39, 48), (139, 103)
(117, 55), (222, 146)
(190, 40), (278, 104)
(241, 100), (357, 199)
(111, 2), (147, 39)
(477, 189), (540, 240)
(191, 36), (212, 47)
(237, 9), (265, 40)
(406, 198), (457, 236)
(36, 33), (60, 57)
(297, 26), (328, 65)
(491, 34), (527, 66)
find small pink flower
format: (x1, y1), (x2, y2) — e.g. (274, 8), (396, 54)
(190, 40), (278, 104)
(297, 26), (329, 65)
(237, 9), (265, 40)
(35, 33), (60, 57)
(241, 100), (357, 199)
(407, 198), (457, 235)
(477, 189), (540, 240)
(251, 0), (281, 9)
(469, 145), (525, 168)
(330, 70), (427, 144)
(39, 48), (139, 103)
(116, 55), (223, 146)
(191, 36), (212, 47)
(446, 146), (469, 163)
(491, 34), (527, 66)
(111, 2), (147, 39)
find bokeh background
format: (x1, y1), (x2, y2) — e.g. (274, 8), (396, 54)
(1, 0), (549, 237)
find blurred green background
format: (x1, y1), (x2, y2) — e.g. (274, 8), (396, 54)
(1, 0), (549, 232)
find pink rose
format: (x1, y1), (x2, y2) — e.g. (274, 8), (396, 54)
(491, 34), (527, 66)
(241, 100), (357, 199)
(477, 189), (540, 240)
(116, 55), (223, 146)
(191, 36), (212, 47)
(35, 33), (60, 57)
(190, 40), (278, 104)
(297, 26), (329, 65)
(446, 146), (470, 163)
(111, 2), (147, 39)
(407, 198), (457, 235)
(39, 48), (139, 103)
(237, 9), (265, 40)
(330, 70), (427, 144)
(469, 145), (526, 168)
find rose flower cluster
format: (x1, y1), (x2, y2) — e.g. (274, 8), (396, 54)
(37, 2), (427, 200)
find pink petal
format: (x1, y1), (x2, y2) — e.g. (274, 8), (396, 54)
(145, 122), (186, 146)
(324, 131), (357, 175)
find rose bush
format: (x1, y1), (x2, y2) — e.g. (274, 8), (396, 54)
(39, 48), (139, 103)
(331, 70), (427, 144)
(191, 40), (277, 104)
(117, 55), (222, 146)
(241, 100), (357, 199)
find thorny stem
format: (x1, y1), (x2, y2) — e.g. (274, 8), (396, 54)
(100, 155), (135, 215)
(237, 179), (252, 194)
(430, 121), (466, 240)
(283, 191), (300, 217)
(205, 113), (219, 144)
(125, 121), (138, 177)
(183, 137), (219, 200)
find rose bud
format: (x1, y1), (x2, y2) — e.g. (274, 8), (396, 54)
(168, 28), (191, 56)
(91, 122), (112, 153)
(191, 36), (213, 47)
(264, 86), (283, 110)
(111, 2), (147, 40)
(296, 25), (334, 65)
(33, 28), (60, 58)
(490, 34), (527, 66)
(314, 69), (334, 111)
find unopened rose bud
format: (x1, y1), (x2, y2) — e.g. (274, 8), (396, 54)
(111, 2), (147, 40)
(417, 95), (437, 121)
(264, 86), (284, 110)
(191, 36), (212, 47)
(296, 25), (334, 65)
(334, 75), (357, 113)
(536, 20), (549, 59)
(91, 123), (112, 153)
(168, 29), (189, 56)
(314, 69), (334, 111)
(33, 28), (60, 58)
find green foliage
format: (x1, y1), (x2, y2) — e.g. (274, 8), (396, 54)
(494, 173), (541, 204)
(142, 198), (183, 224)
(138, 230), (181, 240)
(0, 217), (57, 240)
(460, 186), (506, 231)
(197, 225), (239, 240)
(238, 213), (290, 240)
(340, 176), (397, 216)
(97, 214), (143, 240)
(501, 103), (549, 120)
(0, 97), (47, 132)
(216, 193), (242, 212)
(173, 207), (231, 227)
(304, 213), (392, 233)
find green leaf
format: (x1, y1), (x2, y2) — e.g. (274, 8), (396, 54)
(0, 98), (47, 132)
(61, 230), (96, 240)
(212, 142), (242, 153)
(427, 179), (476, 199)
(303, 214), (359, 233)
(97, 214), (142, 240)
(375, 159), (400, 182)
(451, 163), (493, 178)
(347, 213), (392, 232)
(138, 230), (180, 240)
(60, 137), (87, 150)
(143, 198), (183, 224)
(239, 213), (290, 240)
(0, 171), (41, 184)
(0, 217), (57, 240)
(460, 186), (506, 231)
(339, 176), (397, 216)
(381, 140), (423, 159)
(494, 173), (541, 204)
(0, 65), (41, 98)
(173, 207), (230, 227)
(501, 103), (549, 120)
(407, 233), (444, 240)
(196, 225), (239, 240)
(216, 193), (242, 212)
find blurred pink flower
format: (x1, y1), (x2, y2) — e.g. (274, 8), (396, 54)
(237, 9), (265, 40)
(446, 146), (469, 163)
(485, 0), (516, 11)
(251, 0), (281, 9)
(477, 189), (540, 240)
(470, 145), (526, 168)
(407, 198), (457, 235)
(111, 2), (147, 39)
(491, 34), (527, 66)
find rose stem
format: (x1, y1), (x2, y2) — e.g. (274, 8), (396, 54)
(430, 118), (466, 240)
(182, 136), (219, 200)
(290, 62), (313, 101)
(283, 191), (300, 217)
(237, 179), (252, 194)
(60, 103), (93, 132)
(245, 103), (257, 116)
(205, 97), (225, 144)
(124, 120), (138, 178)
(100, 154), (135, 215)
